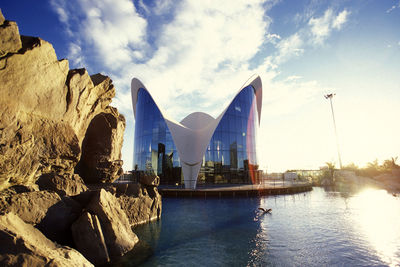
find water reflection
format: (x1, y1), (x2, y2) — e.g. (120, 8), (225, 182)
(129, 188), (400, 266)
(350, 189), (400, 267)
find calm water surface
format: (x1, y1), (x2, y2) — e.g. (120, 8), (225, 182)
(122, 187), (400, 266)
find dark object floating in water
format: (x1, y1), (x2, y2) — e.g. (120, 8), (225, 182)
(258, 207), (272, 214)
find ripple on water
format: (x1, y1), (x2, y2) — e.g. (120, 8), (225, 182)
(128, 187), (400, 267)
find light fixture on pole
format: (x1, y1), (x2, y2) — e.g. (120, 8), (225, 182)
(324, 93), (343, 169)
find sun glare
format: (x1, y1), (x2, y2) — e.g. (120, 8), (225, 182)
(351, 189), (400, 266)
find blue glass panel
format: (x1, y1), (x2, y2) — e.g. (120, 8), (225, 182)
(204, 85), (259, 184)
(134, 84), (259, 185)
(133, 88), (181, 185)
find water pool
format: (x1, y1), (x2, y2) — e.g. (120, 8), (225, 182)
(119, 187), (400, 266)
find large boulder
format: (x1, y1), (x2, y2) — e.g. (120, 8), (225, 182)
(36, 196), (82, 246)
(115, 183), (142, 197)
(0, 212), (93, 267)
(119, 194), (162, 227)
(3, 190), (61, 225)
(71, 211), (110, 265)
(76, 107), (125, 184)
(140, 173), (160, 187)
(36, 173), (88, 196)
(117, 184), (162, 227)
(0, 10), (125, 191)
(0, 189), (82, 246)
(0, 36), (77, 190)
(86, 189), (139, 258)
(64, 70), (117, 145)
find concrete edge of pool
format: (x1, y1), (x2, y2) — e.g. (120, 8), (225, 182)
(159, 183), (313, 198)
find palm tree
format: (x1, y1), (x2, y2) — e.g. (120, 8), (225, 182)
(382, 156), (399, 172)
(325, 161), (336, 182)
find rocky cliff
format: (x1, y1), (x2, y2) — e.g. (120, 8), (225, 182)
(0, 21), (125, 189)
(0, 9), (161, 266)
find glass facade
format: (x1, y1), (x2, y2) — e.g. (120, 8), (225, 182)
(133, 89), (182, 185)
(198, 85), (259, 185)
(133, 85), (260, 185)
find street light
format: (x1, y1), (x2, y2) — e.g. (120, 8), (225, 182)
(324, 93), (343, 169)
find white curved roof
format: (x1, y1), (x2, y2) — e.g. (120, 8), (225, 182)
(131, 75), (262, 189)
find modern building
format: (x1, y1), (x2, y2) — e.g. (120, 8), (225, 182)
(131, 75), (262, 189)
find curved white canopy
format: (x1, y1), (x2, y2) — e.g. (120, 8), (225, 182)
(131, 75), (262, 189)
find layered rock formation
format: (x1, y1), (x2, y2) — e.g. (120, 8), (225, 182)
(71, 212), (110, 265)
(0, 12), (124, 189)
(116, 183), (162, 227)
(0, 212), (93, 267)
(0, 9), (162, 266)
(76, 107), (125, 184)
(87, 189), (139, 258)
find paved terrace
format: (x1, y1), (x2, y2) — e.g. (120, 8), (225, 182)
(159, 181), (312, 198)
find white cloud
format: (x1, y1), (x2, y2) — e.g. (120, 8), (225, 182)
(386, 6), (396, 13)
(77, 0), (148, 70)
(269, 8), (350, 65)
(68, 42), (85, 67)
(49, 0), (73, 36)
(275, 33), (304, 64)
(50, 1), (352, 171)
(110, 0), (270, 119)
(286, 75), (302, 81)
(309, 8), (350, 45)
(138, 0), (150, 15)
(386, 1), (400, 14)
(332, 9), (349, 30)
(153, 0), (175, 15)
(266, 33), (281, 44)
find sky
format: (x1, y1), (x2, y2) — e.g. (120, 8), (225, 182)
(2, 0), (400, 172)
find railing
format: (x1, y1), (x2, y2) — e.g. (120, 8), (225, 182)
(158, 179), (311, 190)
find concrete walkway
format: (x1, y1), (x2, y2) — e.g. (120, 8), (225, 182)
(159, 181), (312, 198)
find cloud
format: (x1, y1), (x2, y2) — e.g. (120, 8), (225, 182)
(79, 0), (148, 70)
(286, 75), (302, 81)
(153, 0), (175, 15)
(275, 33), (304, 64)
(50, 1), (348, 170)
(267, 8), (350, 65)
(265, 33), (281, 44)
(386, 1), (400, 13)
(309, 8), (349, 45)
(332, 9), (349, 30)
(137, 0), (150, 15)
(68, 42), (85, 67)
(49, 0), (73, 36)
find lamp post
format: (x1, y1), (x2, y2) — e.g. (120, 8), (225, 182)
(324, 93), (343, 169)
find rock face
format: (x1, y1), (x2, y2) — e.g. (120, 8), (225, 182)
(76, 107), (125, 184)
(36, 196), (82, 246)
(0, 11), (125, 191)
(2, 190), (61, 225)
(0, 189), (82, 246)
(86, 189), (139, 258)
(0, 9), (4, 24)
(0, 10), (21, 54)
(118, 184), (162, 227)
(36, 173), (88, 196)
(71, 211), (110, 265)
(0, 10), (161, 266)
(140, 173), (161, 187)
(0, 212), (93, 267)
